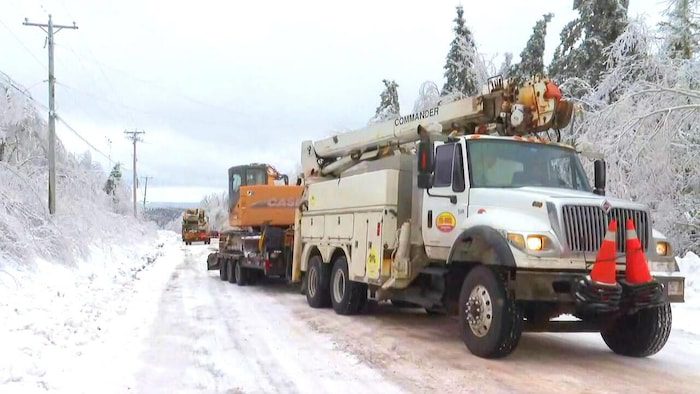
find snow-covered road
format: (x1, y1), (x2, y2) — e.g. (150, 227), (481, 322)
(3, 235), (699, 393)
(131, 244), (401, 393)
(151, 243), (700, 393)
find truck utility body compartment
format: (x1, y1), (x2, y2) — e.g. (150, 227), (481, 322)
(302, 155), (414, 285)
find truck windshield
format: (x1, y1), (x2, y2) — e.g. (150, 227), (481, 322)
(467, 139), (591, 191)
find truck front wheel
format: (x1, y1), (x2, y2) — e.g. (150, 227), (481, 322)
(458, 266), (523, 358)
(305, 256), (331, 308)
(601, 303), (672, 357)
(330, 256), (367, 315)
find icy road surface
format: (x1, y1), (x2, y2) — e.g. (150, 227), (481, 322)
(141, 243), (700, 393)
(3, 234), (699, 393)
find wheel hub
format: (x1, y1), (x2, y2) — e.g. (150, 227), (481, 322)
(465, 284), (493, 338)
(333, 269), (345, 302)
(308, 268), (317, 297)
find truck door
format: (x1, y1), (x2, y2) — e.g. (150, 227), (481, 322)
(423, 142), (469, 256)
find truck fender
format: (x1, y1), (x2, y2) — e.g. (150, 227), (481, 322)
(300, 243), (318, 272)
(446, 225), (516, 268)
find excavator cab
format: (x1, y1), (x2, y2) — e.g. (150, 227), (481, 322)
(228, 164), (269, 210)
(227, 163), (302, 228)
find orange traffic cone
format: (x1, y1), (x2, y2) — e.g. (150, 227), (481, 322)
(624, 219), (653, 284)
(573, 219), (622, 313)
(590, 220), (619, 285)
(620, 219), (664, 311)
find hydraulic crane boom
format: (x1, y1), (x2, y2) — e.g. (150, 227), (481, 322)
(302, 76), (573, 179)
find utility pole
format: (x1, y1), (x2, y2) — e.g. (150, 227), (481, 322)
(124, 129), (145, 218)
(24, 15), (78, 215)
(141, 176), (153, 209)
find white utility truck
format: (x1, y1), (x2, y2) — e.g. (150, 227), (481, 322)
(291, 76), (685, 358)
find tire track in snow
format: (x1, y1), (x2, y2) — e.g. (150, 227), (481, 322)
(135, 244), (400, 393)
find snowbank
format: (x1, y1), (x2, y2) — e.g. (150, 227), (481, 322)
(0, 69), (164, 390)
(673, 252), (700, 336)
(0, 231), (176, 392)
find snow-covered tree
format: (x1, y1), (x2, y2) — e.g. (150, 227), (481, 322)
(550, 0), (629, 88)
(511, 13), (554, 81)
(0, 72), (148, 266)
(659, 0), (700, 59)
(498, 53), (514, 79)
(200, 192), (229, 231)
(571, 19), (700, 253)
(442, 5), (479, 97)
(369, 79), (400, 124)
(413, 81), (441, 112)
(104, 163), (122, 196)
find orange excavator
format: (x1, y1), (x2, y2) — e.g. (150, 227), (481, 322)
(207, 163), (303, 285)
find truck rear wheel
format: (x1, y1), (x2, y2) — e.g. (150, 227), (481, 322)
(305, 256), (331, 308)
(459, 266), (523, 359)
(219, 259), (228, 281)
(227, 260), (236, 284)
(330, 256), (367, 315)
(601, 302), (672, 357)
(235, 261), (248, 286)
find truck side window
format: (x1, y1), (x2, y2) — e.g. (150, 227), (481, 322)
(452, 145), (466, 192)
(434, 144), (455, 187)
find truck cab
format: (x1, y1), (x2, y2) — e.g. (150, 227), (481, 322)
(420, 134), (682, 297)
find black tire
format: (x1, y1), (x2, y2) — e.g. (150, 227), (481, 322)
(227, 260), (236, 284)
(219, 259), (228, 281)
(248, 270), (261, 286)
(601, 303), (672, 357)
(235, 261), (248, 286)
(305, 255), (331, 308)
(458, 266), (523, 359)
(330, 256), (367, 315)
(300, 273), (308, 295)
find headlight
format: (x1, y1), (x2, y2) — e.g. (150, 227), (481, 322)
(507, 233), (549, 252)
(526, 235), (547, 251)
(656, 241), (671, 256)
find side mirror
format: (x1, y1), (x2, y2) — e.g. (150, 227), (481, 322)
(593, 159), (606, 196)
(417, 125), (434, 189)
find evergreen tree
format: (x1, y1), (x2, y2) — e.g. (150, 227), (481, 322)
(369, 79), (400, 124)
(511, 13), (554, 81)
(442, 6), (479, 97)
(549, 0), (629, 87)
(103, 163), (122, 197)
(659, 0), (700, 59)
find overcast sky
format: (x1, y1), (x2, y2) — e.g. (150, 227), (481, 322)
(1, 0), (666, 202)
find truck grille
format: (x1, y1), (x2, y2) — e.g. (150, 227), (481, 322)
(561, 205), (649, 253)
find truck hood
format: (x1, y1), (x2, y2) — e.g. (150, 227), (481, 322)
(473, 187), (646, 210)
(466, 187), (648, 234)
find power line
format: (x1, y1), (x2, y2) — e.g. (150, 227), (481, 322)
(0, 69), (131, 173)
(0, 17), (46, 70)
